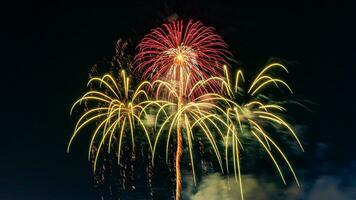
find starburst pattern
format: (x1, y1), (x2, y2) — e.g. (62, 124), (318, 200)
(134, 20), (230, 100)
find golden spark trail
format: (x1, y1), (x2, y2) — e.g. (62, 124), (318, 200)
(217, 62), (304, 200)
(68, 70), (154, 172)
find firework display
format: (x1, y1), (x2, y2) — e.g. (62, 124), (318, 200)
(68, 20), (304, 200)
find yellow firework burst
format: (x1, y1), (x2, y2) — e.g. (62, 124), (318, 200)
(147, 67), (230, 189)
(67, 70), (154, 172)
(213, 63), (304, 200)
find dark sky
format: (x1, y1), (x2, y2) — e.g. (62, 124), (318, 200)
(1, 0), (356, 199)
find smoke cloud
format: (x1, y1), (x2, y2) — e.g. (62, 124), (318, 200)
(183, 168), (356, 200)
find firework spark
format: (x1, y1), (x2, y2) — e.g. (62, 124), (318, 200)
(68, 70), (154, 172)
(215, 63), (304, 200)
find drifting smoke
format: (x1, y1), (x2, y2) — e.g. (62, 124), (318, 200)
(184, 167), (356, 200)
(184, 173), (301, 200)
(306, 175), (356, 200)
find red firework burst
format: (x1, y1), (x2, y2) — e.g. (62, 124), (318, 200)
(134, 20), (230, 100)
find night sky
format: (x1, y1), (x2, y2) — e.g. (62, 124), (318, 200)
(2, 0), (356, 199)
